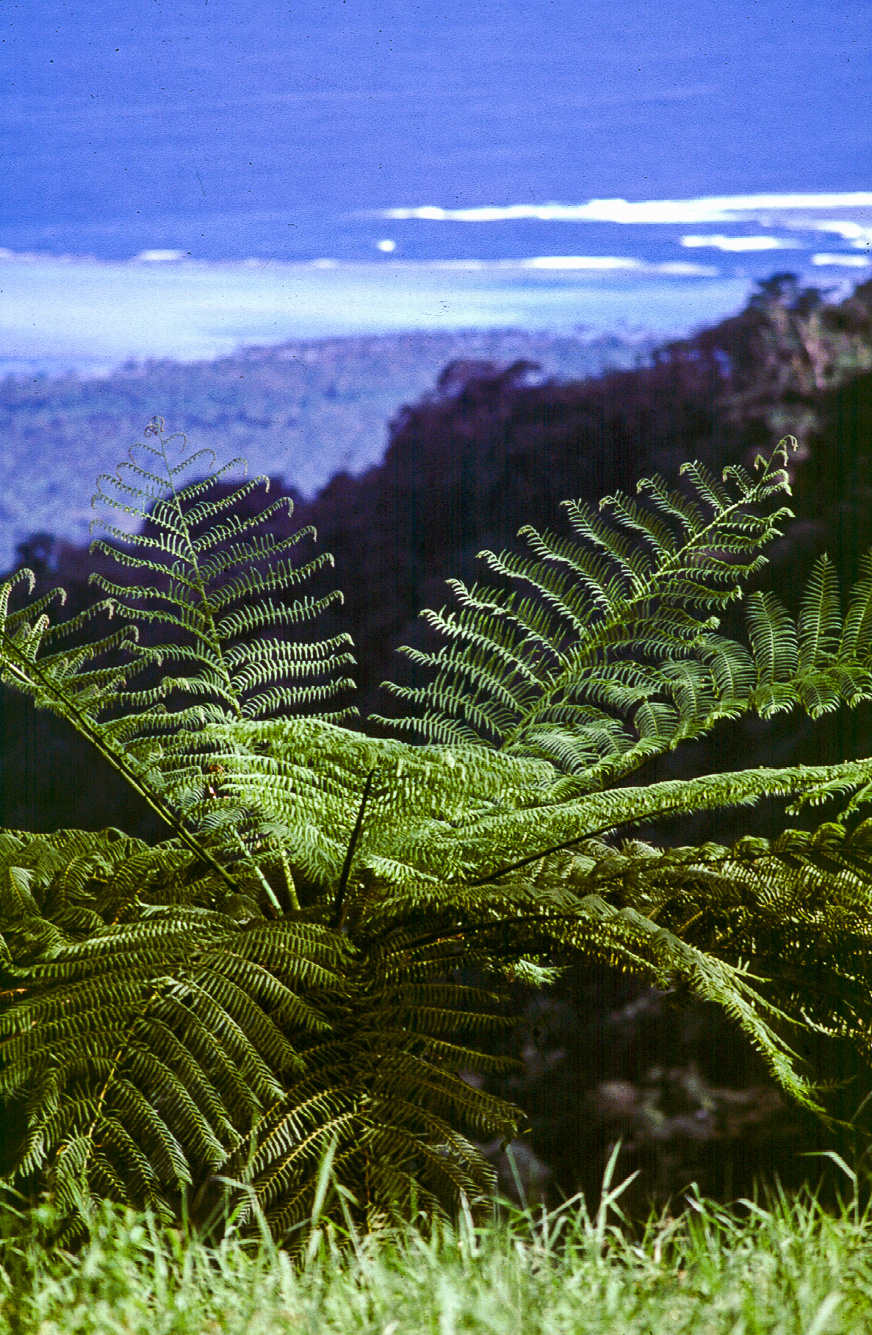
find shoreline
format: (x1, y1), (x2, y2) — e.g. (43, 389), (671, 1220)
(0, 254), (760, 372)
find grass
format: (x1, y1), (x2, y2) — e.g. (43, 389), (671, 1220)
(4, 1150), (872, 1334)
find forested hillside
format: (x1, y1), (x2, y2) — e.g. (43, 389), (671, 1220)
(3, 273), (872, 1216)
(0, 327), (650, 570)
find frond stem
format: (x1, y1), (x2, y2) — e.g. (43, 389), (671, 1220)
(0, 634), (239, 893)
(332, 767), (378, 931)
(153, 426), (244, 722)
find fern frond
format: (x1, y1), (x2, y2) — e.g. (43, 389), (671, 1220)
(87, 420), (356, 729)
(840, 551), (872, 661)
(376, 439), (872, 780)
(1, 419), (358, 888)
(798, 554), (842, 669)
(375, 441), (799, 762)
(571, 818), (872, 1072)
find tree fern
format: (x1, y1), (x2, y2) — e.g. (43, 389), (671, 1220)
(5, 426), (872, 1243)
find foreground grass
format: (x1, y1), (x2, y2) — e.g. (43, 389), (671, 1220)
(4, 1164), (872, 1334)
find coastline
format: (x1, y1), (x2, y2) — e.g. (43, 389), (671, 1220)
(0, 252), (758, 374)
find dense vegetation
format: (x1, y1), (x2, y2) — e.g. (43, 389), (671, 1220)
(3, 274), (872, 1224)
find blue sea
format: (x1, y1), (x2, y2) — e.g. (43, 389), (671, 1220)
(1, 0), (870, 373)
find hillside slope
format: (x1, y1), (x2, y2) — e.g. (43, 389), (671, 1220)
(296, 276), (872, 718)
(0, 327), (650, 569)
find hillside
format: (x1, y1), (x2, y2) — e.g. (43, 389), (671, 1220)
(294, 275), (872, 719)
(0, 327), (652, 570)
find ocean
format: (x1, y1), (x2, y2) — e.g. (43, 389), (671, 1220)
(2, 195), (870, 376)
(1, 0), (869, 372)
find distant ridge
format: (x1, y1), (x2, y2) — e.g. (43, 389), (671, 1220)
(0, 327), (654, 568)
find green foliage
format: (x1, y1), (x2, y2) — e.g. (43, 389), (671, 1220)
(4, 421), (872, 1244)
(0, 825), (517, 1240)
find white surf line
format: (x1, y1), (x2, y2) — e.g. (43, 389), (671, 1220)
(382, 193), (872, 226)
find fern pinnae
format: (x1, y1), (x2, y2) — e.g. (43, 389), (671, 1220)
(422, 596), (556, 682)
(797, 553), (842, 670)
(371, 694), (481, 746)
(595, 490), (678, 563)
(228, 641), (351, 688)
(195, 525), (318, 576)
(383, 675), (517, 743)
(162, 470), (284, 534)
(187, 968), (303, 1074)
(839, 551), (872, 661)
(720, 459), (759, 495)
(427, 640), (538, 718)
(746, 590), (799, 687)
(656, 659), (717, 736)
(478, 539), (614, 631)
(636, 471), (707, 536)
(633, 698), (680, 740)
(164, 979), (285, 1104)
(182, 497), (302, 561)
(452, 581), (568, 657)
(627, 450), (792, 598)
(203, 554), (335, 613)
(560, 497), (653, 586)
(675, 458), (737, 515)
(31, 421), (354, 884)
(0, 565), (56, 629)
(700, 633), (757, 702)
(516, 523), (636, 619)
(104, 1078), (192, 1182)
(132, 1022), (238, 1142)
(120, 1057), (226, 1165)
(429, 757), (872, 894)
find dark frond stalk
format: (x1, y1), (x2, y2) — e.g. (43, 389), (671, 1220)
(467, 837), (595, 885)
(332, 767), (378, 931)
